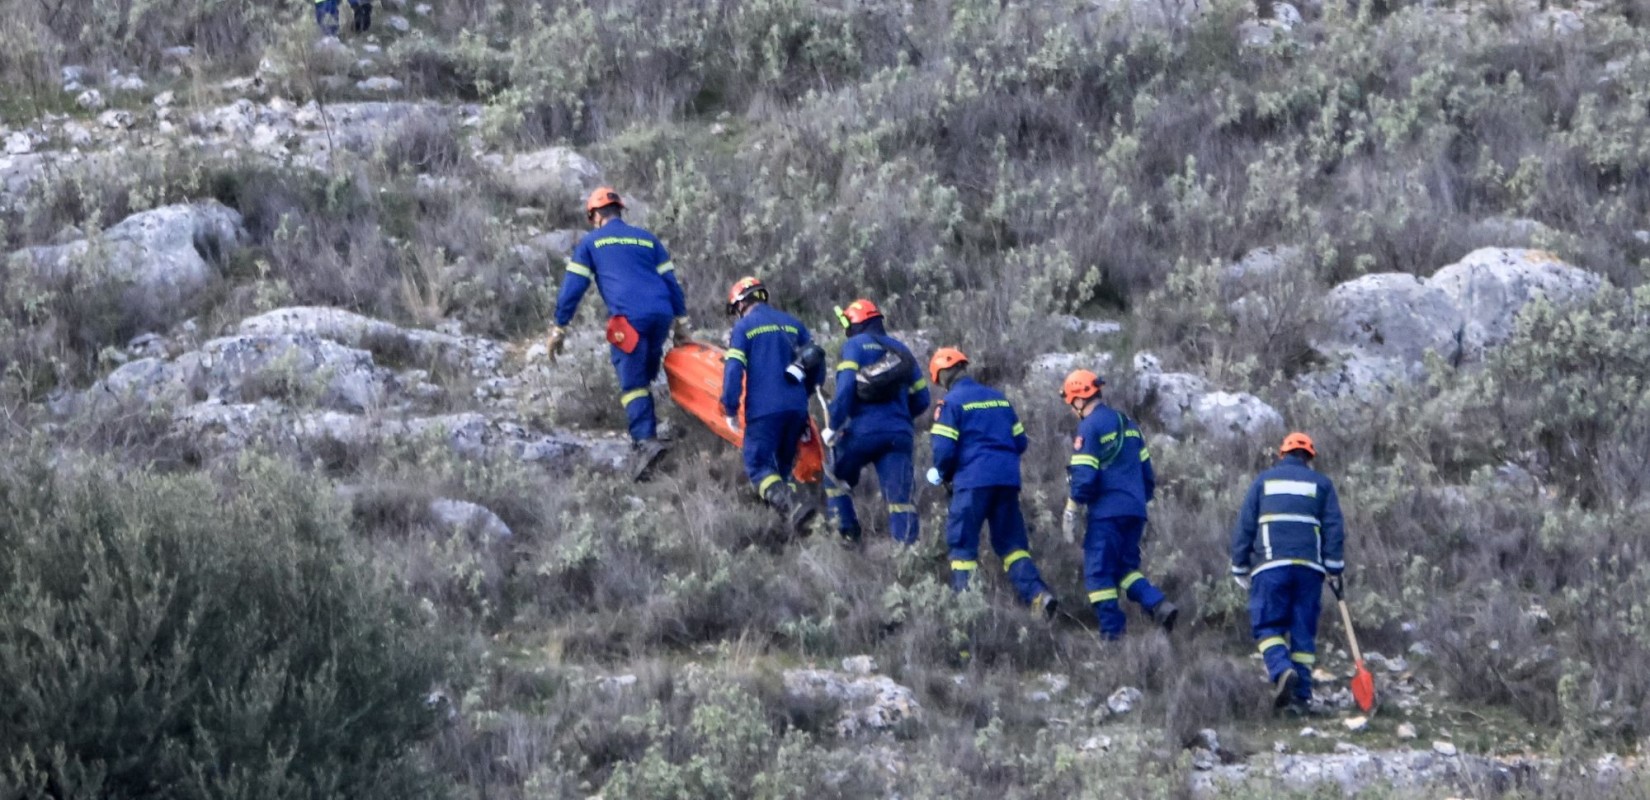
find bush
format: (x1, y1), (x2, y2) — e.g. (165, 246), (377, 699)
(0, 449), (453, 800)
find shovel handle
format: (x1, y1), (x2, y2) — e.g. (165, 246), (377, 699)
(1336, 598), (1364, 665)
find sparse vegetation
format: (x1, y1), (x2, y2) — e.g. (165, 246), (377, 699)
(3, 0), (1650, 796)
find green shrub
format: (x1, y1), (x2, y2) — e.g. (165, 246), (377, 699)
(0, 449), (453, 800)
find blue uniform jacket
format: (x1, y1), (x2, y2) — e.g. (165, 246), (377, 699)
(554, 219), (686, 326)
(721, 303), (820, 420)
(1230, 454), (1346, 577)
(930, 377), (1026, 489)
(1067, 405), (1155, 519)
(828, 323), (930, 437)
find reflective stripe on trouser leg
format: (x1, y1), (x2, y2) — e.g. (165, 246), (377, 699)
(1288, 565), (1323, 700)
(1113, 517), (1167, 611)
(743, 411), (808, 492)
(946, 487), (984, 593)
(984, 486), (1047, 604)
(612, 320), (667, 441)
(1083, 515), (1127, 638)
(824, 475), (859, 534)
(873, 443), (918, 545)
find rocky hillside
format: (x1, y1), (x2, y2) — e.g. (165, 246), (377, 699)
(3, 0), (1649, 798)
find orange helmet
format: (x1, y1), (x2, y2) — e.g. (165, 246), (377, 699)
(835, 298), (882, 329)
(726, 276), (768, 314)
(1280, 432), (1316, 458)
(585, 186), (624, 219)
(929, 347), (969, 385)
(1060, 370), (1104, 404)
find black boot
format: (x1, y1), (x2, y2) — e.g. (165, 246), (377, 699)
(763, 482), (818, 537)
(628, 438), (668, 482)
(1149, 600), (1180, 633)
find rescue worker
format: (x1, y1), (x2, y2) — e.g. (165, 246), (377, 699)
(315, 0), (370, 35)
(1060, 370), (1179, 640)
(822, 299), (929, 544)
(927, 348), (1058, 618)
(1230, 432), (1347, 714)
(721, 277), (823, 534)
(546, 187), (693, 481)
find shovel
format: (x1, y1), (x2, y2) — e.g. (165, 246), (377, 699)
(1330, 576), (1378, 713)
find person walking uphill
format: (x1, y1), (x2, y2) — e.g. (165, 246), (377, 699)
(928, 348), (1058, 618)
(721, 277), (824, 535)
(1231, 432), (1347, 714)
(546, 187), (694, 481)
(823, 299), (930, 544)
(1060, 370), (1179, 640)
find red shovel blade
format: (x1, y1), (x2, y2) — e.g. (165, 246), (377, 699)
(1350, 660), (1377, 713)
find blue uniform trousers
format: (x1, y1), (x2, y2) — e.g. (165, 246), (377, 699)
(825, 431), (917, 544)
(314, 0), (361, 34)
(1250, 565), (1322, 701)
(1084, 515), (1168, 639)
(946, 486), (1049, 604)
(612, 313), (672, 442)
(743, 409), (808, 497)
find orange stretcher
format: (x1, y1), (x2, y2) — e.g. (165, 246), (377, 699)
(662, 341), (825, 483)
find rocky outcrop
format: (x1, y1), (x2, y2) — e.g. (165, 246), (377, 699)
(7, 201), (246, 326)
(782, 666), (921, 737)
(93, 333), (391, 413)
(1300, 248), (1604, 401)
(1132, 353), (1282, 442)
(236, 306), (506, 376)
(492, 147), (603, 201)
(1429, 248), (1602, 362)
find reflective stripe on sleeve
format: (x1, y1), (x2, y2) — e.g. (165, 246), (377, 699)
(726, 348), (747, 364)
(931, 424), (960, 440)
(656, 261), (675, 275)
(567, 263), (594, 279)
(1011, 422), (1025, 436)
(1070, 455), (1100, 469)
(837, 361), (859, 371)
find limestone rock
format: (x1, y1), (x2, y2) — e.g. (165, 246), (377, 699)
(782, 668), (921, 737)
(1191, 391), (1284, 442)
(76, 89), (106, 111)
(429, 498), (513, 540)
(1317, 273), (1462, 365)
(1428, 248), (1602, 362)
(9, 201), (246, 328)
(497, 146), (602, 201)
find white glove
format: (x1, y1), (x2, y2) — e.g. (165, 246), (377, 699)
(1232, 574), (1251, 591)
(821, 427), (838, 447)
(1061, 500), (1083, 543)
(725, 416), (741, 434)
(925, 467), (943, 486)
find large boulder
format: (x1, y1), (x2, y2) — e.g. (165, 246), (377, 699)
(236, 306), (506, 376)
(1129, 352), (1282, 442)
(782, 668), (921, 737)
(494, 147), (601, 201)
(1315, 273), (1463, 365)
(1428, 248), (1602, 362)
(92, 333), (392, 413)
(8, 201), (245, 326)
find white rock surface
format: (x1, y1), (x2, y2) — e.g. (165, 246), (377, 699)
(429, 498), (513, 540)
(9, 201), (246, 326)
(1429, 248), (1602, 362)
(498, 146), (603, 200)
(782, 668), (921, 737)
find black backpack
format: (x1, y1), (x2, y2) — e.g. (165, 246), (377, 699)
(854, 336), (915, 402)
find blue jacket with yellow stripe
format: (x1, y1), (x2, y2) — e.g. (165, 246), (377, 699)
(1068, 405), (1155, 519)
(930, 377), (1027, 489)
(721, 303), (819, 420)
(554, 219), (686, 326)
(1230, 454), (1346, 577)
(828, 321), (930, 437)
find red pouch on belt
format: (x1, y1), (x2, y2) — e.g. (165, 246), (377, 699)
(606, 315), (640, 354)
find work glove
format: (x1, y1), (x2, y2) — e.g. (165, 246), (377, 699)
(545, 325), (567, 362)
(1232, 572), (1251, 592)
(1061, 499), (1083, 544)
(725, 415), (741, 435)
(1327, 574), (1344, 598)
(672, 316), (694, 345)
(925, 467), (943, 486)
(821, 427), (838, 447)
